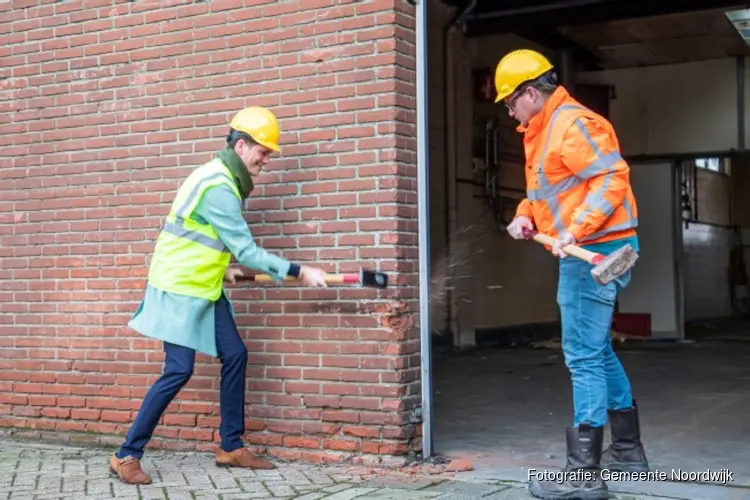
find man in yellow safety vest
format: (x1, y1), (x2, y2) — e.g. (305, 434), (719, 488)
(109, 106), (329, 485)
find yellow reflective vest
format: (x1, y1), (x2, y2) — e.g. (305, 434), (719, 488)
(148, 158), (242, 301)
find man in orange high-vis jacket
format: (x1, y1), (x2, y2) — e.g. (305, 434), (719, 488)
(495, 49), (648, 500)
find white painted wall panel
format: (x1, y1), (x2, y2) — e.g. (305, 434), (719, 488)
(577, 59), (741, 156)
(619, 162), (680, 338)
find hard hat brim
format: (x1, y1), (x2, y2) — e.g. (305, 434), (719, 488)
(255, 138), (280, 153)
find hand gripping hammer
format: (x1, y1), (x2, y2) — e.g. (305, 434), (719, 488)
(524, 229), (639, 285)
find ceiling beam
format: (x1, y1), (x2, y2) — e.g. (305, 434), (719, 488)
(462, 0), (746, 38)
(510, 28), (605, 70)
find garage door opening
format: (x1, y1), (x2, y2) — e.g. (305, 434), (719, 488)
(424, 0), (750, 494)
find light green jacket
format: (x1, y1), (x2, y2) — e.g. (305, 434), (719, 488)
(128, 158), (292, 357)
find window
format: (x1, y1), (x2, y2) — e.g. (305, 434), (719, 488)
(694, 157), (729, 175)
(695, 157), (720, 172)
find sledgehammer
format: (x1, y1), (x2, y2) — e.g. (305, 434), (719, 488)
(524, 230), (638, 285)
(236, 267), (389, 289)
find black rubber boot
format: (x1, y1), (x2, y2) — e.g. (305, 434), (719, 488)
(601, 400), (649, 472)
(528, 424), (608, 500)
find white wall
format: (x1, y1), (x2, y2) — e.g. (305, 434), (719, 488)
(620, 162), (680, 337)
(576, 58), (743, 155)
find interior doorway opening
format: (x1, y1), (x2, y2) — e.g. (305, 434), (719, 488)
(425, 0), (750, 495)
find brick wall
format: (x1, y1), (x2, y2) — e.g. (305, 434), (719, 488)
(0, 0), (422, 466)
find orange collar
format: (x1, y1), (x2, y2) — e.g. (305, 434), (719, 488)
(516, 86), (571, 136)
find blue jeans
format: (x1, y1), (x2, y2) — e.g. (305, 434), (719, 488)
(557, 255), (633, 428)
(116, 295), (248, 459)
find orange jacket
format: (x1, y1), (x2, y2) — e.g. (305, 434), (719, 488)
(514, 86), (638, 245)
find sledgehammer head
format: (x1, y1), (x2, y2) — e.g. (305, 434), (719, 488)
(360, 268), (389, 288)
(590, 244), (639, 285)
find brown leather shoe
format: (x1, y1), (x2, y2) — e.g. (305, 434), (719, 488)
(215, 447), (275, 470)
(109, 454), (153, 485)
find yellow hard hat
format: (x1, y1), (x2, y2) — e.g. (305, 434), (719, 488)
(229, 106), (281, 152)
(494, 49), (554, 103)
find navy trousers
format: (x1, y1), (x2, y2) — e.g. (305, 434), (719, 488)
(116, 295), (248, 459)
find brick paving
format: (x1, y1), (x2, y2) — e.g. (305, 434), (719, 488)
(0, 438), (533, 500)
(0, 438), (708, 499)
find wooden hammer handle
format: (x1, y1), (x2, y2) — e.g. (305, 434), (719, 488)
(236, 274), (355, 284)
(530, 232), (602, 264)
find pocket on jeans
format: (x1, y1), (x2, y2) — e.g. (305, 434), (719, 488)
(596, 281), (617, 304)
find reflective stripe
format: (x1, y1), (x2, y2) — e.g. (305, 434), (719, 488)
(528, 105), (638, 240)
(527, 175), (581, 201)
(580, 198), (639, 242)
(148, 158), (240, 302)
(581, 220), (637, 242)
(531, 104), (585, 236)
(176, 172), (235, 218)
(571, 117), (637, 241)
(162, 217), (228, 253)
(623, 198), (637, 224)
(575, 152), (624, 179)
(162, 169), (235, 252)
(572, 119), (621, 226)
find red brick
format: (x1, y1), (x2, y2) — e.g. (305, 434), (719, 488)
(283, 436), (321, 449)
(343, 426), (382, 438)
(71, 409), (101, 421)
(101, 411), (132, 423)
(178, 428), (214, 441)
(324, 438), (360, 452)
(1, 0), (418, 464)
